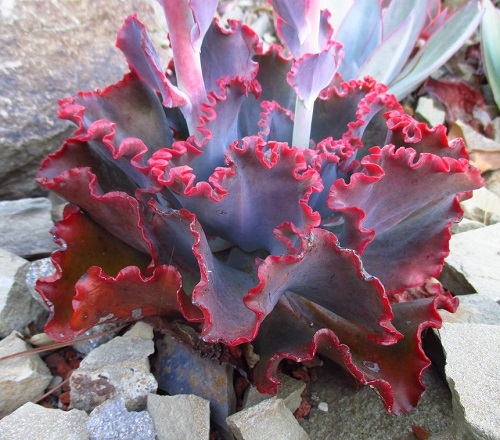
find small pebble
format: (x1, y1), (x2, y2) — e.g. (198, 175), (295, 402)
(318, 402), (328, 412)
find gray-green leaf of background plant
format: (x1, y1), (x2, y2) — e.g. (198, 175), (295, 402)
(481, 0), (500, 110)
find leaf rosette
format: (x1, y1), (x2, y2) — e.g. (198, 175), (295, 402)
(36, 0), (483, 414)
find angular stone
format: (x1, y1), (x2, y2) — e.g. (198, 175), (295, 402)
(0, 248), (47, 337)
(440, 293), (500, 325)
(86, 399), (155, 440)
(415, 96), (446, 127)
(438, 324), (500, 440)
(25, 257), (56, 308)
(0, 0), (168, 200)
(439, 223), (500, 302)
(461, 187), (500, 225)
(155, 328), (235, 438)
(147, 394), (210, 440)
(0, 402), (89, 440)
(0, 331), (52, 417)
(299, 360), (454, 439)
(243, 373), (306, 413)
(0, 198), (57, 258)
(70, 322), (157, 412)
(227, 397), (310, 440)
(450, 218), (484, 234)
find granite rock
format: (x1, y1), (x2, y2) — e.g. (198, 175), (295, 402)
(227, 397), (310, 440)
(440, 293), (500, 325)
(439, 223), (500, 302)
(243, 373), (306, 413)
(86, 399), (155, 440)
(0, 402), (89, 440)
(0, 0), (168, 200)
(0, 331), (52, 417)
(0, 248), (47, 337)
(0, 198), (57, 258)
(438, 324), (500, 440)
(70, 322), (157, 412)
(147, 394), (210, 440)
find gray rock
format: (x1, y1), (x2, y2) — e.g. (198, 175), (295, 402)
(0, 331), (52, 417)
(86, 399), (155, 440)
(70, 322), (157, 412)
(227, 397), (310, 440)
(243, 373), (306, 413)
(461, 187), (500, 226)
(438, 323), (500, 440)
(415, 96), (446, 127)
(0, 198), (57, 258)
(439, 223), (500, 302)
(0, 248), (48, 337)
(25, 257), (56, 308)
(0, 0), (168, 200)
(440, 293), (500, 325)
(147, 394), (210, 440)
(299, 360), (454, 440)
(71, 323), (121, 355)
(451, 218), (485, 234)
(0, 402), (89, 440)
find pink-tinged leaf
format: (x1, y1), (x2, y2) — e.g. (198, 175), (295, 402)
(59, 72), (178, 163)
(200, 20), (261, 94)
(252, 290), (458, 414)
(245, 228), (401, 345)
(151, 137), (322, 254)
(70, 264), (188, 333)
(37, 141), (156, 257)
(239, 45), (295, 135)
(422, 77), (494, 137)
(313, 78), (402, 146)
(116, 15), (187, 108)
(189, 0), (218, 51)
(328, 143), (483, 295)
(191, 78), (262, 180)
(257, 100), (294, 144)
(385, 111), (469, 160)
(36, 205), (151, 341)
(287, 42), (343, 108)
(173, 209), (259, 344)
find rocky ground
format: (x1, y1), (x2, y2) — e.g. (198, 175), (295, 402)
(1, 1), (500, 439)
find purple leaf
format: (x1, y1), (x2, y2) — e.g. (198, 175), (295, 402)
(245, 228), (401, 344)
(116, 15), (187, 108)
(287, 42), (343, 108)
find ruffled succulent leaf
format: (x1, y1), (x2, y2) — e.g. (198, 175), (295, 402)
(116, 15), (187, 108)
(245, 228), (401, 345)
(36, 205), (150, 340)
(200, 20), (261, 94)
(151, 137), (322, 254)
(251, 290), (458, 415)
(389, 0), (483, 99)
(328, 140), (483, 295)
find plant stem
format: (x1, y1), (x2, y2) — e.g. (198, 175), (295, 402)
(292, 97), (314, 149)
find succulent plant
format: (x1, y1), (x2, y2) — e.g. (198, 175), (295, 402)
(36, 0), (483, 414)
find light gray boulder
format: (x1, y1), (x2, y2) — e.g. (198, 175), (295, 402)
(147, 394), (210, 440)
(227, 397), (310, 440)
(439, 223), (500, 302)
(437, 323), (500, 440)
(0, 331), (52, 417)
(0, 248), (47, 337)
(243, 373), (306, 413)
(0, 0), (168, 200)
(86, 399), (155, 440)
(70, 321), (157, 412)
(0, 402), (89, 440)
(0, 198), (57, 258)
